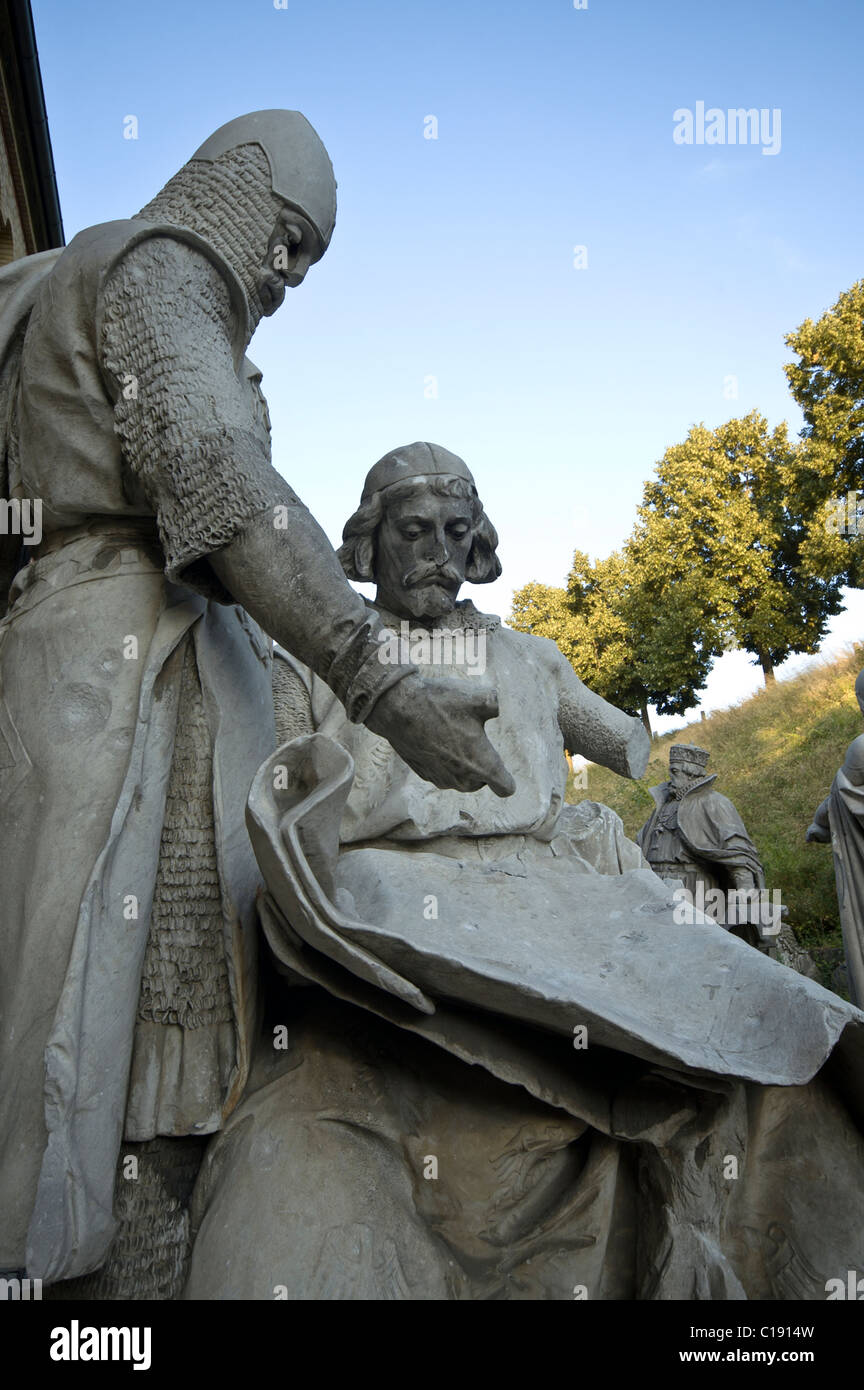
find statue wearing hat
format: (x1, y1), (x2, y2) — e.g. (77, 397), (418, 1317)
(638, 743), (767, 944)
(0, 117), (510, 1292)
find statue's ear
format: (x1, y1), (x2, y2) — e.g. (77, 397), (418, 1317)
(464, 514), (502, 584)
(353, 535), (376, 583)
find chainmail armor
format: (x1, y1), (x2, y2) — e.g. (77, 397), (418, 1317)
(137, 143), (284, 329)
(44, 1138), (206, 1301)
(272, 652), (315, 742)
(100, 234), (292, 590)
(137, 638), (232, 1029)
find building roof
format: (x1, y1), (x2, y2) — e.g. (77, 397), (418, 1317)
(0, 0), (64, 259)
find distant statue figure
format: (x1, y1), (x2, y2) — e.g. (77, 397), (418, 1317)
(637, 743), (773, 949)
(806, 668), (864, 1006)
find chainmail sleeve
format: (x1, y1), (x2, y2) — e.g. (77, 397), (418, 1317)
(100, 234), (294, 597)
(272, 649), (315, 743)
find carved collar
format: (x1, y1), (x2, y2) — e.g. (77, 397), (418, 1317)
(364, 597), (501, 633)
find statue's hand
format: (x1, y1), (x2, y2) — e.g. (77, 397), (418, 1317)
(805, 821), (830, 844)
(366, 673), (516, 797)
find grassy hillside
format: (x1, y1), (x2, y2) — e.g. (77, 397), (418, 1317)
(568, 643), (864, 963)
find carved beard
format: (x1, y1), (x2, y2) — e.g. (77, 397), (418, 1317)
(399, 583), (457, 619)
(400, 561), (463, 619)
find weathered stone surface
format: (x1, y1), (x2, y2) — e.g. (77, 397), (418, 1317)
(0, 123), (514, 1293)
(186, 445), (864, 1300)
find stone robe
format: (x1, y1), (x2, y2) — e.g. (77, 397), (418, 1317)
(184, 617), (864, 1300)
(0, 225), (280, 1283)
(818, 734), (864, 1008)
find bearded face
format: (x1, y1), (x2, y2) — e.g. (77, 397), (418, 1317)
(669, 762), (704, 793)
(373, 490), (475, 620)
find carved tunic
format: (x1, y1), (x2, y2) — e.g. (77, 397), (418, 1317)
(277, 600), (646, 847)
(0, 218), (280, 1281)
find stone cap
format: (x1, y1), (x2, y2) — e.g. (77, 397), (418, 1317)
(669, 744), (710, 769)
(360, 442), (475, 503)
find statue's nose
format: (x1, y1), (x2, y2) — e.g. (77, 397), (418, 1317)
(427, 534), (448, 565)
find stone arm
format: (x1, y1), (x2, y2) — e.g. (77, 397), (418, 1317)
(552, 645), (650, 780)
(100, 239), (513, 795)
(806, 796), (831, 845)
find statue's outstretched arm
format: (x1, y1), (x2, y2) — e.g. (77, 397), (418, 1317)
(553, 645), (650, 780)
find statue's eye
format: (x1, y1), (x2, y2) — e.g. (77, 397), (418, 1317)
(275, 223), (302, 259)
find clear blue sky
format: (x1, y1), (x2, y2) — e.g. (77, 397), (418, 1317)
(32, 0), (864, 729)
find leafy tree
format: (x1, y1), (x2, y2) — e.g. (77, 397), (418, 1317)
(512, 411), (845, 726)
(635, 412), (845, 683)
(784, 279), (864, 587)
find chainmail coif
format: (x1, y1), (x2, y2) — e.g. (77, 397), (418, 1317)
(137, 143), (284, 332)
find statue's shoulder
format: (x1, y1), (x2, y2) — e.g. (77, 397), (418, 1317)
(841, 732), (864, 785)
(498, 622), (567, 668)
(680, 779), (748, 834)
(53, 219), (154, 273)
(60, 218), (242, 304)
(683, 778), (734, 818)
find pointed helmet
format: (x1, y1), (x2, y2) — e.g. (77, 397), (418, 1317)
(191, 109), (337, 253)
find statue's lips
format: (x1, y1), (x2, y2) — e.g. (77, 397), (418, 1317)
(404, 569), (462, 591)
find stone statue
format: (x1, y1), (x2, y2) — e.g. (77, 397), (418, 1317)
(183, 445), (864, 1301)
(637, 743), (774, 949)
(806, 667), (864, 1006)
(0, 115), (513, 1294)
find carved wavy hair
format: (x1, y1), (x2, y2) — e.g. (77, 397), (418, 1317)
(337, 475), (502, 585)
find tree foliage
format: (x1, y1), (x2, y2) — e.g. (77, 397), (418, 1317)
(510, 412), (847, 721)
(635, 412), (845, 682)
(784, 279), (864, 588)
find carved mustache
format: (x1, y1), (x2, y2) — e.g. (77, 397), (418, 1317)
(402, 561), (463, 589)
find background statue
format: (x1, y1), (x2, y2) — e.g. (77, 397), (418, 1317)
(806, 667), (864, 1006)
(638, 743), (772, 950)
(0, 115), (512, 1295)
(184, 444), (864, 1301)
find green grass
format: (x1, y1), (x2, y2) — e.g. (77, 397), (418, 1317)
(568, 643), (864, 965)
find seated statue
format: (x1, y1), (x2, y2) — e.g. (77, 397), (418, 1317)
(807, 666), (864, 1006)
(184, 443), (864, 1301)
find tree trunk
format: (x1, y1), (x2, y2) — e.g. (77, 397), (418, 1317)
(760, 654), (776, 685)
(639, 701), (652, 737)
